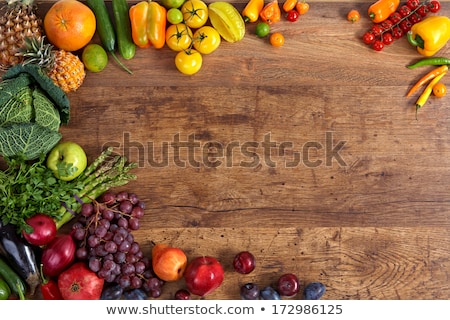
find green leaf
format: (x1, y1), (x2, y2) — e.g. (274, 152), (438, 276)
(0, 123), (61, 160)
(32, 87), (61, 132)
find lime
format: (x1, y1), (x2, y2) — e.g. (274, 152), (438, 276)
(208, 2), (245, 43)
(167, 8), (184, 24)
(255, 22), (270, 38)
(82, 44), (108, 73)
(161, 0), (185, 9)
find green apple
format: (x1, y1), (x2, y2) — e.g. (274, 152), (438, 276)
(47, 141), (88, 181)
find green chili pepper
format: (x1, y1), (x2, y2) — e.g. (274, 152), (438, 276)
(407, 57), (450, 69)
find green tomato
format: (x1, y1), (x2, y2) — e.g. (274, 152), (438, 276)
(175, 49), (202, 75)
(167, 8), (184, 24)
(255, 22), (270, 38)
(161, 0), (186, 9)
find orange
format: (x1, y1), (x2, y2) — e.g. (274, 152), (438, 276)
(44, 0), (96, 52)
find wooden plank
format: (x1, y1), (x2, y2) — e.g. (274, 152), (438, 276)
(3, 1), (450, 299)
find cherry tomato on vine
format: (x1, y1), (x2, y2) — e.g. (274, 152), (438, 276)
(270, 32), (285, 47)
(428, 0), (441, 13)
(409, 12), (422, 24)
(399, 5), (412, 17)
(432, 82), (447, 97)
(406, 0), (420, 9)
(371, 24), (383, 36)
(175, 49), (203, 75)
(286, 9), (300, 22)
(372, 40), (384, 51)
(382, 32), (394, 45)
(400, 19), (413, 33)
(391, 26), (403, 39)
(362, 31), (375, 45)
(193, 26), (221, 55)
(416, 4), (429, 17)
(389, 12), (402, 24)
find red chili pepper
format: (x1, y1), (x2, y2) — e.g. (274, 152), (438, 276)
(40, 264), (62, 300)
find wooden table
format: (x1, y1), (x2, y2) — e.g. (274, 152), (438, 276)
(30, 0), (450, 299)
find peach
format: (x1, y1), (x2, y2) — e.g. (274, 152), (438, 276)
(152, 243), (187, 281)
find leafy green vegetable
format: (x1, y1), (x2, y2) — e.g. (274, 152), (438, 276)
(2, 64), (70, 124)
(0, 74), (33, 108)
(0, 147), (137, 232)
(0, 123), (61, 160)
(0, 86), (33, 126)
(0, 64), (69, 160)
(0, 155), (83, 233)
(32, 88), (61, 132)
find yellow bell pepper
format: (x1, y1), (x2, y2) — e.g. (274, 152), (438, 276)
(407, 16), (450, 57)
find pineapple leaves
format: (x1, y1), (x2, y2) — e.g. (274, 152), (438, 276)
(0, 64), (70, 160)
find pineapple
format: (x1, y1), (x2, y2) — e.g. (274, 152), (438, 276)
(0, 0), (42, 69)
(20, 36), (86, 92)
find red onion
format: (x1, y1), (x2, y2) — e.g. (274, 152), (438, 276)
(41, 233), (76, 277)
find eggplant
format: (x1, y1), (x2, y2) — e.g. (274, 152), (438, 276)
(0, 221), (40, 296)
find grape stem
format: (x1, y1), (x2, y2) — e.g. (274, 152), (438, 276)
(55, 147), (137, 230)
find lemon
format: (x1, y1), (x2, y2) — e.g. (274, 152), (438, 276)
(208, 2), (245, 43)
(82, 44), (108, 73)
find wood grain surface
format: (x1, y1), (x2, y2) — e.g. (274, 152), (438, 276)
(16, 0), (450, 299)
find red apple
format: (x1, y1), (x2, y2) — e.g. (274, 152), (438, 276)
(184, 256), (224, 296)
(22, 213), (57, 246)
(152, 243), (187, 281)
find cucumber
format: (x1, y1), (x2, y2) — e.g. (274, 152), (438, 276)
(86, 0), (133, 74)
(0, 257), (26, 299)
(0, 277), (11, 300)
(112, 0), (136, 60)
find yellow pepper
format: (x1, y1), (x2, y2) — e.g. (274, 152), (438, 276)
(242, 0), (264, 23)
(407, 16), (450, 57)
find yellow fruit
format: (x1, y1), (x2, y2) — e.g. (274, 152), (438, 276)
(207, 2), (245, 43)
(82, 44), (108, 73)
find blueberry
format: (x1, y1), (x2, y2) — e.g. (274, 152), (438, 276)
(303, 282), (326, 300)
(240, 283), (260, 300)
(260, 286), (281, 300)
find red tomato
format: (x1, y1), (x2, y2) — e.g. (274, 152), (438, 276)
(428, 0), (441, 13)
(58, 262), (104, 300)
(362, 32), (375, 45)
(372, 40), (384, 51)
(286, 9), (299, 22)
(382, 32), (394, 45)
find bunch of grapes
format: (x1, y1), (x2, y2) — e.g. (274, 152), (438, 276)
(71, 190), (164, 298)
(362, 0), (441, 51)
